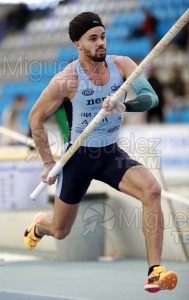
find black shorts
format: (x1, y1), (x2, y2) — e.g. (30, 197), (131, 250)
(56, 143), (141, 204)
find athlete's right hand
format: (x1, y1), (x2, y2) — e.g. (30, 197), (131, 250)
(103, 94), (126, 116)
(41, 162), (57, 185)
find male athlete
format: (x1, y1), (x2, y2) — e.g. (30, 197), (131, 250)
(24, 12), (177, 293)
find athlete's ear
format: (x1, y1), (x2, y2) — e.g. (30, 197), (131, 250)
(74, 41), (82, 51)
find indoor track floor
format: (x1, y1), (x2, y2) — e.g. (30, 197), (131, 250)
(0, 250), (188, 300)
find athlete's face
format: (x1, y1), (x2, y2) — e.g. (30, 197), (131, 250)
(78, 27), (107, 62)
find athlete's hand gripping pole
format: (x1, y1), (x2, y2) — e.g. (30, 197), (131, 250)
(30, 9), (189, 200)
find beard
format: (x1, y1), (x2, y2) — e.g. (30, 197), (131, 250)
(83, 46), (106, 62)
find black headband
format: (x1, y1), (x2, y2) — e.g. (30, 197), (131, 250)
(71, 20), (105, 42)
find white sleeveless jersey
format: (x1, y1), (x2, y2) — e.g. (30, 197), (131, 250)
(64, 55), (125, 147)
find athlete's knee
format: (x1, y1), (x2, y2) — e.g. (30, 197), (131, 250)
(53, 226), (71, 240)
(149, 180), (161, 198)
(142, 180), (161, 205)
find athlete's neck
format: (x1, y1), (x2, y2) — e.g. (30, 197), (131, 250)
(78, 57), (107, 75)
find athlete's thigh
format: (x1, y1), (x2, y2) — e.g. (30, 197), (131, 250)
(56, 146), (97, 204)
(119, 165), (159, 200)
(96, 145), (141, 190)
(53, 195), (79, 231)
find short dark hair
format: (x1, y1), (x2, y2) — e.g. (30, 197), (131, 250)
(69, 12), (105, 42)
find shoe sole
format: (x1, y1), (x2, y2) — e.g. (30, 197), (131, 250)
(159, 271), (178, 290)
(144, 284), (161, 293)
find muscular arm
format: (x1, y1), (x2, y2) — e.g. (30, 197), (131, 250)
(124, 75), (158, 112)
(28, 68), (74, 164)
(111, 56), (159, 112)
(28, 81), (63, 164)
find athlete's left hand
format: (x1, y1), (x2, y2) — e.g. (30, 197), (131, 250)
(41, 162), (57, 185)
(102, 94), (126, 116)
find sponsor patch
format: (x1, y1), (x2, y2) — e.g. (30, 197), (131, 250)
(82, 89), (94, 96)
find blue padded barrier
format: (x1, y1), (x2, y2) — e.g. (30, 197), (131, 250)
(165, 108), (180, 123)
(181, 107), (189, 123)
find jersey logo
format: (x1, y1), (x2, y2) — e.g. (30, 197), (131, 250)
(82, 88), (94, 96)
(80, 112), (91, 118)
(86, 97), (106, 105)
(111, 84), (120, 92)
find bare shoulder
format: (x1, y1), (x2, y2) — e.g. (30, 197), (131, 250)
(47, 61), (78, 100)
(109, 55), (137, 79)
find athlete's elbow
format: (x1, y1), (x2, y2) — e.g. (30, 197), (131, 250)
(28, 108), (45, 128)
(151, 94), (159, 109)
(28, 109), (38, 127)
(28, 110), (33, 126)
